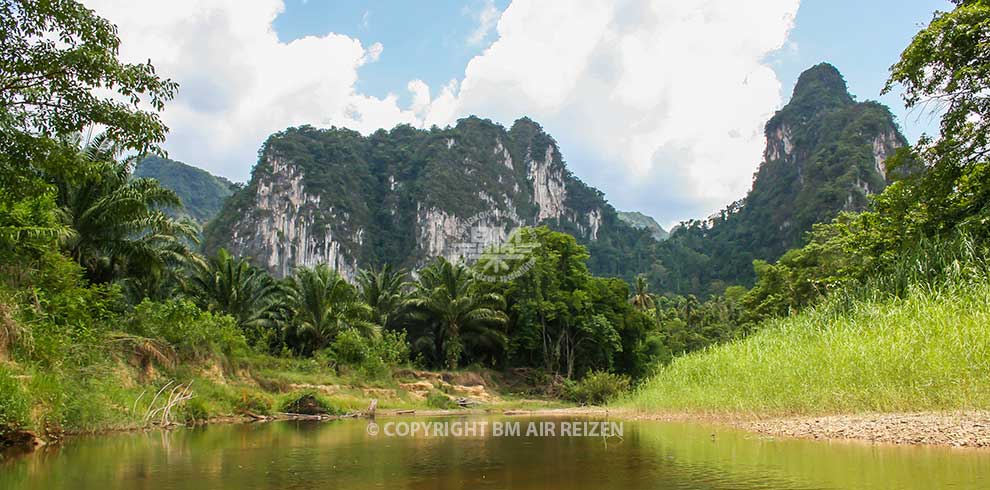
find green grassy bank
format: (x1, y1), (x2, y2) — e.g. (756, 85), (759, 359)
(0, 353), (563, 440)
(624, 281), (990, 416)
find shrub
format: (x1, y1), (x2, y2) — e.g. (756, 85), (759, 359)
(19, 259), (124, 367)
(0, 299), (29, 359)
(376, 330), (410, 366)
(0, 367), (29, 433)
(127, 299), (246, 361)
(236, 390), (274, 416)
(565, 371), (631, 405)
(331, 329), (410, 380)
(279, 390), (344, 415)
(331, 329), (369, 366)
(179, 397), (210, 424)
(426, 389), (457, 409)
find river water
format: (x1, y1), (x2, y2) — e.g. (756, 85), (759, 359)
(2, 416), (988, 489)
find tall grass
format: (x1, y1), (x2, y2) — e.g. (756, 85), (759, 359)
(852, 233), (989, 304)
(626, 237), (990, 416)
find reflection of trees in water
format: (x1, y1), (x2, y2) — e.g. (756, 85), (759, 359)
(4, 419), (989, 489)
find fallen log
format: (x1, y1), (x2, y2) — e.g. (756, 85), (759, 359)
(456, 398), (478, 408)
(275, 412), (330, 421)
(242, 410), (272, 422)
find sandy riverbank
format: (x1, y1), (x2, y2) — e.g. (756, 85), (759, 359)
(738, 411), (990, 448)
(612, 409), (990, 448)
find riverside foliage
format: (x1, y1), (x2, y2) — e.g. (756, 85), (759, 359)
(627, 0), (990, 414)
(0, 0), (683, 432)
(3, 0), (990, 438)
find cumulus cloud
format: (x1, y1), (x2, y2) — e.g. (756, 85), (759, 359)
(82, 0), (416, 180)
(85, 0), (799, 225)
(423, 0), (801, 224)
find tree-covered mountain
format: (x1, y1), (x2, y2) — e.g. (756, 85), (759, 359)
(617, 211), (669, 241)
(204, 63), (908, 296)
(205, 117), (655, 278)
(649, 63), (909, 296)
(134, 156), (238, 223)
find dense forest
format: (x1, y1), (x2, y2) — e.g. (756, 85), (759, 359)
(2, 0), (989, 442)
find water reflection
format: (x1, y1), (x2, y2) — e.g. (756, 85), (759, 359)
(1, 416), (987, 489)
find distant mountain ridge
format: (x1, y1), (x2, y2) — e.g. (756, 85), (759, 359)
(134, 156), (237, 224)
(617, 211), (669, 241)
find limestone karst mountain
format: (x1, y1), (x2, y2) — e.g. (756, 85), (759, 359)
(204, 117), (654, 279)
(202, 63), (909, 296)
(650, 63), (910, 295)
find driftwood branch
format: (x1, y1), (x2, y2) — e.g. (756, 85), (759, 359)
(143, 380), (175, 423)
(143, 380), (193, 427)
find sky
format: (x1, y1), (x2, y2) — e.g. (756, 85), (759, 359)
(84, 0), (952, 229)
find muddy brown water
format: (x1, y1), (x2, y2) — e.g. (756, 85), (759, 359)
(1, 416), (988, 489)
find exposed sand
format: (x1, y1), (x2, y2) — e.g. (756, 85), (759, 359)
(739, 411), (990, 448)
(616, 409), (990, 448)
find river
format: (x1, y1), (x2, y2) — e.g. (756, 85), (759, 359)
(2, 416), (988, 489)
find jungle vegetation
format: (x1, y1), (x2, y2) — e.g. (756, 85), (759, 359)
(628, 0), (990, 414)
(2, 0), (990, 438)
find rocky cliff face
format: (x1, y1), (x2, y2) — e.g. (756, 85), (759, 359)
(224, 156), (360, 278)
(205, 117), (650, 278)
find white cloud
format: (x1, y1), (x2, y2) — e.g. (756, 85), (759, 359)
(82, 0), (416, 180)
(85, 0), (799, 225)
(467, 0), (501, 45)
(420, 0), (801, 223)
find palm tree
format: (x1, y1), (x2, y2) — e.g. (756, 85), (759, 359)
(53, 132), (200, 285)
(678, 294), (703, 338)
(188, 248), (286, 343)
(405, 257), (507, 369)
(630, 274), (655, 311)
(286, 264), (377, 355)
(355, 264), (407, 329)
